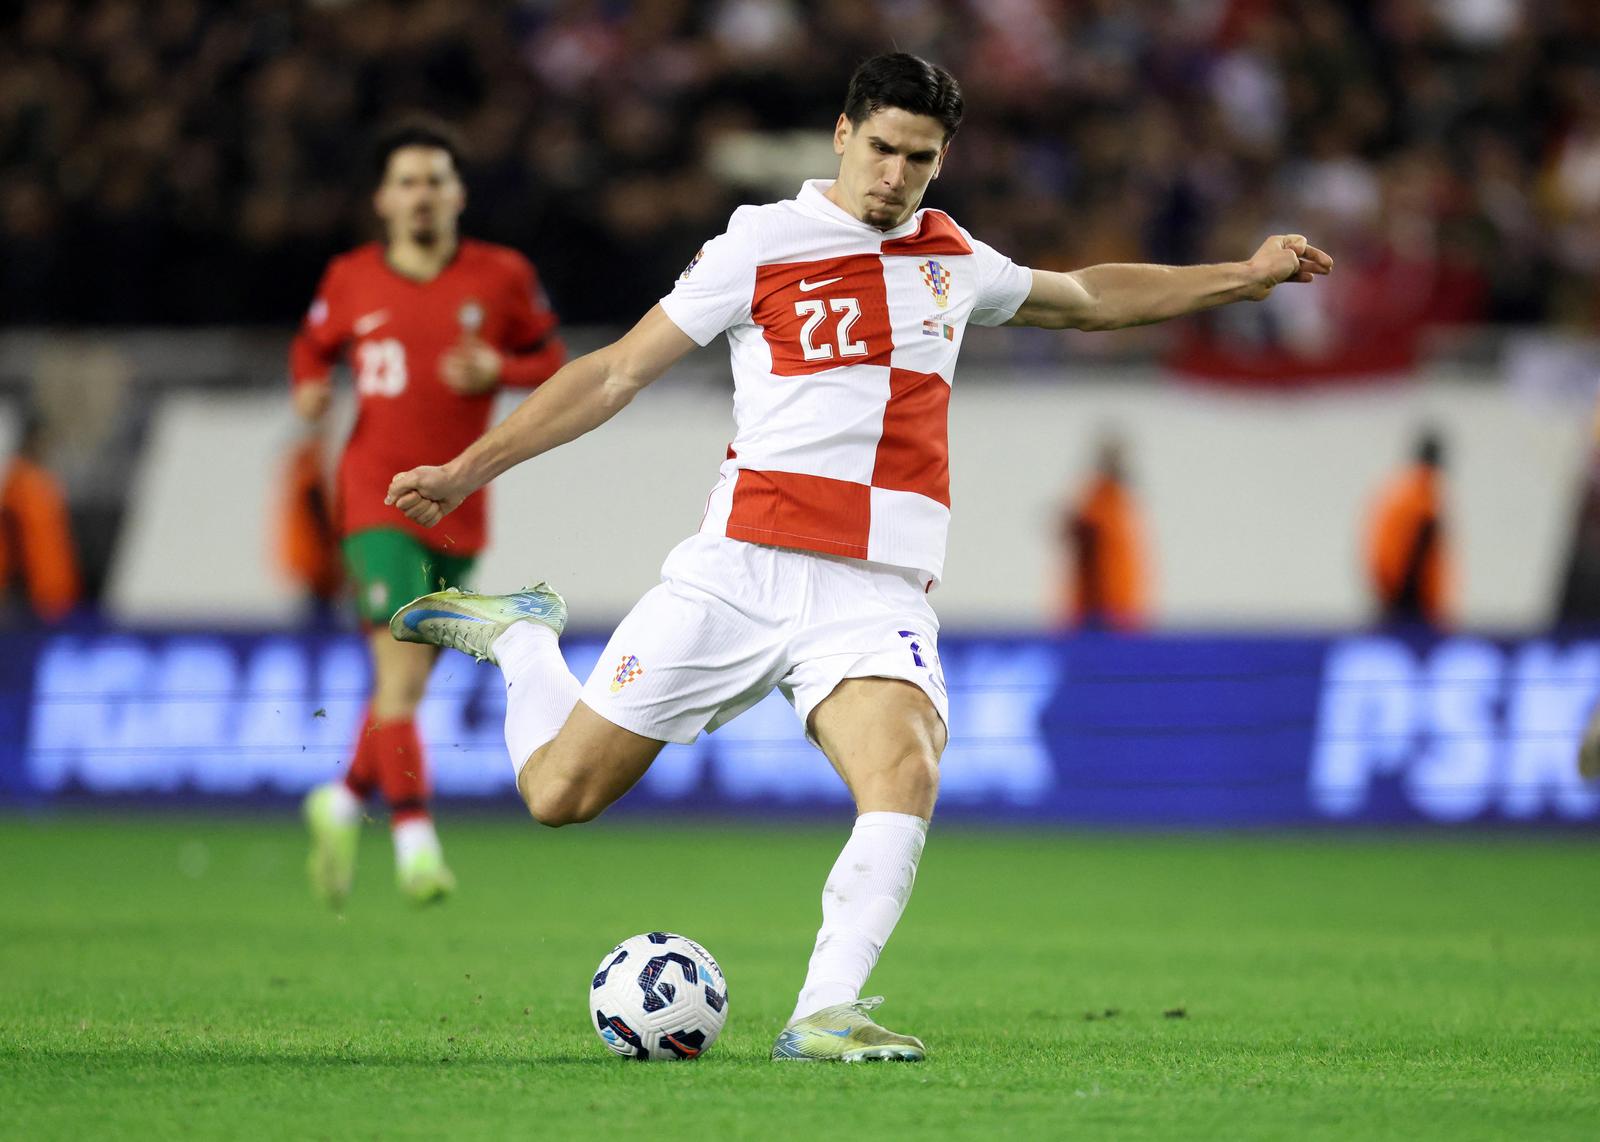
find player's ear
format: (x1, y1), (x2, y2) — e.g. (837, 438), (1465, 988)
(933, 142), (950, 180)
(833, 113), (850, 156)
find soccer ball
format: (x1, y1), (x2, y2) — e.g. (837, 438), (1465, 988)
(589, 931), (729, 1060)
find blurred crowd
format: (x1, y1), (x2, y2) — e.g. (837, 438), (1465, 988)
(3, 0), (1600, 335)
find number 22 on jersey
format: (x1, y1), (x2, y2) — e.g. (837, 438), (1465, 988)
(757, 256), (892, 376)
(793, 297), (868, 362)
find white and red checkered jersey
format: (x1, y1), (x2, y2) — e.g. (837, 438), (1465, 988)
(659, 179), (1032, 583)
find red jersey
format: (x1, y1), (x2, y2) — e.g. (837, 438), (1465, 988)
(289, 239), (565, 554)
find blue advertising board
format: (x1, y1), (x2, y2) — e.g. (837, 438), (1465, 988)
(3, 625), (1597, 826)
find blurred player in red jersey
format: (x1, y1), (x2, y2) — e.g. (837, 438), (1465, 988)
(290, 121), (565, 908)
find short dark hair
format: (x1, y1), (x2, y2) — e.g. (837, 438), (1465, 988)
(371, 118), (465, 186)
(843, 53), (964, 141)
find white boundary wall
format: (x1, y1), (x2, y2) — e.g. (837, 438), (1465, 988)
(108, 374), (1587, 630)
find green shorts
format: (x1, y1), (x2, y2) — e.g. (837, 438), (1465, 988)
(341, 528), (477, 626)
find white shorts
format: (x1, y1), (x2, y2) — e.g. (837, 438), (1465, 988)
(580, 533), (947, 745)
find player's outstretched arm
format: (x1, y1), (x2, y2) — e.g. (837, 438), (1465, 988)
(1007, 235), (1333, 332)
(386, 305), (697, 527)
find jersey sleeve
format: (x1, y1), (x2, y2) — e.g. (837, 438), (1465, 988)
(496, 254), (567, 388)
(657, 208), (760, 346)
(289, 260), (349, 385)
(967, 237), (1034, 328)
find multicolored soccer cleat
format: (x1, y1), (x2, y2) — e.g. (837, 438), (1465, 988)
(770, 996), (926, 1063)
(396, 846), (456, 906)
(302, 783), (360, 911)
(389, 582), (567, 664)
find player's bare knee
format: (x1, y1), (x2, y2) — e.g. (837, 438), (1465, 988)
(523, 774), (606, 828)
(855, 747), (939, 816)
(897, 748), (941, 803)
(522, 780), (576, 827)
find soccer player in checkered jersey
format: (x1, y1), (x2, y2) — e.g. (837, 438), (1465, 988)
(290, 121), (565, 909)
(386, 54), (1331, 1058)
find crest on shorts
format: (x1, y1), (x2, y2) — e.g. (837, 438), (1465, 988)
(458, 299), (484, 333)
(919, 260), (952, 309)
(609, 654), (645, 693)
(680, 248), (705, 279)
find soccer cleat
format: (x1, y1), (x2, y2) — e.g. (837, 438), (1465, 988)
(770, 996), (926, 1063)
(389, 582), (567, 664)
(303, 783), (360, 911)
(396, 846), (456, 906)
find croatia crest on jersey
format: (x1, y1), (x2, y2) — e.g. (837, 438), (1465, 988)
(609, 654), (645, 693)
(919, 259), (952, 309)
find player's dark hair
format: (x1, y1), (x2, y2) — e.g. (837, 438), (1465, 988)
(843, 53), (964, 141)
(370, 118), (465, 185)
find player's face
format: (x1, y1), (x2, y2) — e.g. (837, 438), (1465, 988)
(831, 108), (949, 231)
(374, 146), (465, 246)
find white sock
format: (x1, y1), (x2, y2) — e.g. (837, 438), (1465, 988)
(392, 817), (440, 865)
(322, 782), (361, 826)
(790, 811), (928, 1024)
(493, 622), (580, 778)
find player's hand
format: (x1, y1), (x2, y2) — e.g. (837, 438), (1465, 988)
(293, 380), (333, 422)
(1243, 235), (1333, 300)
(440, 339), (502, 395)
(385, 464), (468, 527)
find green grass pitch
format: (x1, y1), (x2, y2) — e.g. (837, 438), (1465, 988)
(2, 815), (1597, 1139)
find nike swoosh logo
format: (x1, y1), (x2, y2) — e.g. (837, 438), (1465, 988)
(797, 277), (843, 292)
(353, 310), (390, 336)
(820, 1028), (853, 1037)
(402, 608), (488, 631)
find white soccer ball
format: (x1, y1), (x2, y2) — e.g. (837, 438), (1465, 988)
(589, 931), (729, 1061)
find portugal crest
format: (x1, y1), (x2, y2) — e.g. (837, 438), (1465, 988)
(918, 259), (952, 309)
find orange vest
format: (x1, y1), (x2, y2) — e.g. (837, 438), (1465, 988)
(1366, 465), (1453, 626)
(1062, 475), (1149, 631)
(0, 456), (81, 622)
(276, 438), (343, 601)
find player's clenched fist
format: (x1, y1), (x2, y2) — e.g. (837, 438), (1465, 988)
(386, 465), (467, 526)
(1243, 234), (1334, 300)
